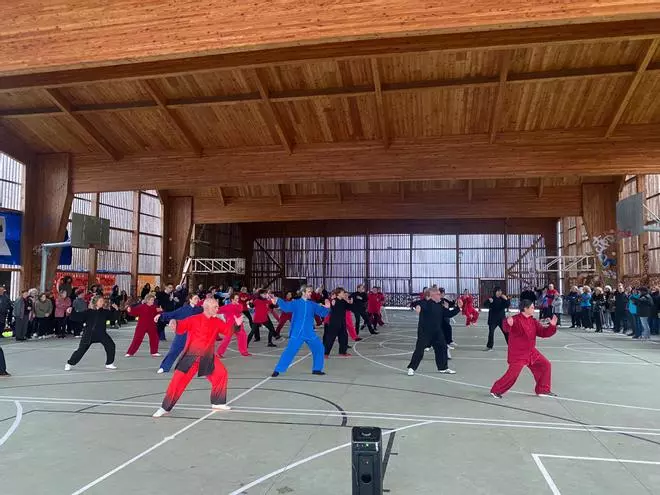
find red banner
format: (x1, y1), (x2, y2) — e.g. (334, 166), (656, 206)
(53, 272), (116, 297)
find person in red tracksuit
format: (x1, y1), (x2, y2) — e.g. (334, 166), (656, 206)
(216, 293), (251, 358)
(238, 287), (253, 327)
(368, 287), (385, 327)
(490, 299), (558, 399)
(153, 298), (242, 417)
(125, 294), (162, 357)
(275, 292), (294, 335)
(459, 289), (479, 326)
(248, 289), (278, 347)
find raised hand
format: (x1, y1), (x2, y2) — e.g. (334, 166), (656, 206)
(501, 294), (508, 300)
(169, 320), (177, 330)
(234, 315), (244, 326)
(550, 315), (558, 326)
(324, 300), (331, 309)
(488, 297), (493, 303)
(457, 298), (464, 308)
(111, 304), (119, 311)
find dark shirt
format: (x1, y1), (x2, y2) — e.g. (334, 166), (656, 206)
(349, 291), (368, 311)
(485, 295), (511, 324)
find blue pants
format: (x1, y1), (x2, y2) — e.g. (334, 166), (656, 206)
(274, 335), (324, 374)
(632, 316), (642, 338)
(159, 333), (187, 372)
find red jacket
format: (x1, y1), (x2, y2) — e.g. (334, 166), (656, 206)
(129, 304), (160, 332)
(252, 297), (272, 324)
(367, 292), (383, 313)
(217, 302), (242, 320)
(176, 313), (235, 375)
(238, 292), (251, 312)
(459, 295), (475, 314)
(502, 313), (556, 364)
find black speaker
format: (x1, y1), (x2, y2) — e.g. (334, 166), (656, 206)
(351, 426), (383, 495)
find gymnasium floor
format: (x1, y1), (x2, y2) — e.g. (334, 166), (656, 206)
(1, 310), (660, 495)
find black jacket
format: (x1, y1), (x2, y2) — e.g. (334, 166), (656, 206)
(0, 294), (11, 314)
(156, 291), (176, 312)
(329, 299), (352, 328)
(485, 295), (510, 324)
(614, 291), (628, 312)
(81, 308), (116, 342)
(415, 299), (460, 338)
(632, 294), (655, 318)
(350, 291), (368, 312)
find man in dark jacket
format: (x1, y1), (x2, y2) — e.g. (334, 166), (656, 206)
(406, 288), (462, 376)
(349, 284), (377, 335)
(566, 287), (581, 328)
(484, 287), (511, 351)
(650, 287), (660, 335)
(0, 287), (11, 332)
(156, 283), (177, 341)
(613, 283), (629, 333)
(632, 287), (654, 340)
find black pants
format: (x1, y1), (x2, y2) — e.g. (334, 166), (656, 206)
(323, 321), (349, 355)
(407, 329), (448, 371)
(570, 311), (580, 328)
(14, 318), (29, 340)
(242, 310), (254, 326)
(157, 318), (168, 341)
(593, 309), (602, 332)
(0, 346), (6, 374)
(55, 317), (67, 337)
(581, 308), (592, 329)
(354, 308), (376, 334)
(36, 317), (51, 337)
(248, 318), (276, 345)
(0, 312), (7, 331)
(67, 332), (116, 366)
(553, 312), (562, 326)
(613, 310), (626, 333)
(443, 322), (453, 345)
(487, 322), (509, 349)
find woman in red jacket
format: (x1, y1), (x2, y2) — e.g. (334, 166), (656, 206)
(248, 289), (277, 347)
(216, 293), (250, 358)
(459, 289), (479, 326)
(368, 287), (385, 327)
(275, 292), (294, 335)
(490, 299), (558, 398)
(125, 294), (162, 357)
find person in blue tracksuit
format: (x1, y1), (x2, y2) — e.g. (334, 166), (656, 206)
(155, 294), (203, 373)
(270, 286), (330, 377)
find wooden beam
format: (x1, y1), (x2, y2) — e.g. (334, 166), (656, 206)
(216, 187), (226, 207)
(467, 180), (473, 202)
(88, 192), (99, 283)
(2, 64), (654, 119)
(192, 186), (582, 223)
(250, 69), (293, 154)
(371, 58), (389, 148)
(44, 88), (122, 160)
(71, 137), (660, 193)
(276, 184), (284, 206)
(399, 182), (406, 202)
(3, 18), (660, 91)
(605, 38), (660, 138)
(336, 183), (343, 203)
(538, 178), (545, 198)
(489, 51), (512, 144)
(142, 80), (203, 156)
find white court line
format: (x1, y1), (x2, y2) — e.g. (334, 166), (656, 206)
(5, 366), (156, 380)
(69, 353), (310, 495)
(0, 400), (22, 448)
(227, 420), (434, 495)
(532, 453), (660, 495)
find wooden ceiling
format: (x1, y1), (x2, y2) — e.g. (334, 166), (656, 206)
(2, 3), (660, 224)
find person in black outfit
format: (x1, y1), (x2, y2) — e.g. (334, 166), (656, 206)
(613, 283), (629, 333)
(0, 287), (11, 333)
(406, 288), (462, 375)
(566, 286), (581, 328)
(350, 284), (377, 335)
(141, 283), (152, 300)
(156, 283), (176, 341)
(484, 287), (511, 351)
(323, 288), (353, 356)
(64, 295), (118, 370)
(0, 344), (9, 376)
(592, 287), (605, 332)
(439, 288), (456, 348)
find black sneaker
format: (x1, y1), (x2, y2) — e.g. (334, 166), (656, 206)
(370, 331), (379, 335)
(490, 392), (502, 399)
(537, 392), (558, 397)
(271, 371), (280, 377)
(0, 372), (11, 377)
(267, 343), (277, 348)
(312, 370), (326, 376)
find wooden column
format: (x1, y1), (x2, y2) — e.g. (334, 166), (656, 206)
(22, 153), (74, 289)
(543, 221), (559, 286)
(87, 192), (99, 284)
(636, 175), (650, 284)
(581, 183), (619, 285)
(161, 195), (193, 284)
(130, 191), (141, 296)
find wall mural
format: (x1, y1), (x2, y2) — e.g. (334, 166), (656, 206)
(591, 231), (617, 282)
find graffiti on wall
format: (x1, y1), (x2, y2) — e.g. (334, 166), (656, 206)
(591, 231), (617, 281)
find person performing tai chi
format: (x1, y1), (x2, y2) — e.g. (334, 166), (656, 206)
(350, 284), (378, 335)
(484, 287), (511, 351)
(407, 288), (462, 376)
(459, 289), (479, 326)
(490, 299), (558, 398)
(248, 289), (278, 348)
(270, 286), (330, 377)
(323, 288), (353, 357)
(64, 295), (118, 371)
(154, 294), (203, 374)
(153, 298), (243, 418)
(125, 294), (162, 357)
(216, 293), (251, 358)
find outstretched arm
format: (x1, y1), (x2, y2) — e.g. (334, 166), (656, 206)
(273, 297), (293, 313)
(314, 302), (330, 318)
(536, 316), (558, 338)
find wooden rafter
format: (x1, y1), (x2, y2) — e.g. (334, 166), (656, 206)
(276, 184), (284, 206)
(467, 180), (473, 202)
(489, 51), (512, 144)
(142, 80), (203, 156)
(3, 64), (658, 119)
(336, 183), (343, 203)
(538, 179), (544, 198)
(605, 38), (660, 138)
(371, 58), (389, 148)
(399, 182), (406, 202)
(335, 61), (364, 139)
(211, 186), (225, 206)
(44, 88), (122, 160)
(250, 69), (293, 154)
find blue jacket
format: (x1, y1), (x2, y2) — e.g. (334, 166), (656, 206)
(160, 304), (203, 323)
(579, 293), (592, 308)
(629, 294), (639, 315)
(276, 297), (329, 339)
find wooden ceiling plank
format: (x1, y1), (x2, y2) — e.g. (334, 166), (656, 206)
(44, 88), (122, 160)
(3, 19), (660, 91)
(142, 80), (203, 156)
(216, 186), (226, 206)
(276, 184), (284, 205)
(467, 179), (473, 201)
(399, 182), (405, 201)
(336, 183), (343, 203)
(250, 69), (293, 154)
(489, 51), (512, 144)
(538, 178), (545, 198)
(605, 38), (660, 138)
(371, 58), (389, 148)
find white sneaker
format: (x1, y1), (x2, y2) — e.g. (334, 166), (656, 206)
(151, 353), (161, 357)
(152, 407), (168, 418)
(124, 353), (132, 358)
(64, 363), (72, 371)
(407, 368), (415, 376)
(438, 368), (456, 374)
(38, 336), (45, 340)
(105, 363), (117, 370)
(211, 404), (231, 411)
(448, 343), (456, 350)
(157, 368), (164, 374)
(425, 347), (431, 351)
(75, 335), (82, 339)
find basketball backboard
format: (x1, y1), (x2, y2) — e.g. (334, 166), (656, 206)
(71, 213), (110, 249)
(616, 192), (644, 237)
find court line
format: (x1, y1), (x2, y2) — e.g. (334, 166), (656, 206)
(227, 420), (434, 495)
(69, 353), (310, 495)
(532, 454), (562, 495)
(0, 400), (22, 448)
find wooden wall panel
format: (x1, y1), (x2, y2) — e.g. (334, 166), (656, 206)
(0, 124), (36, 166)
(70, 138), (660, 192)
(192, 186), (581, 224)
(581, 182), (619, 284)
(22, 153), (74, 289)
(162, 195), (193, 283)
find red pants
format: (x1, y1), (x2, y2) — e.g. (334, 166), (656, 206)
(346, 313), (358, 340)
(216, 329), (249, 357)
(162, 357), (228, 411)
(491, 351), (552, 396)
(126, 325), (159, 355)
(276, 313), (291, 334)
(464, 308), (479, 326)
